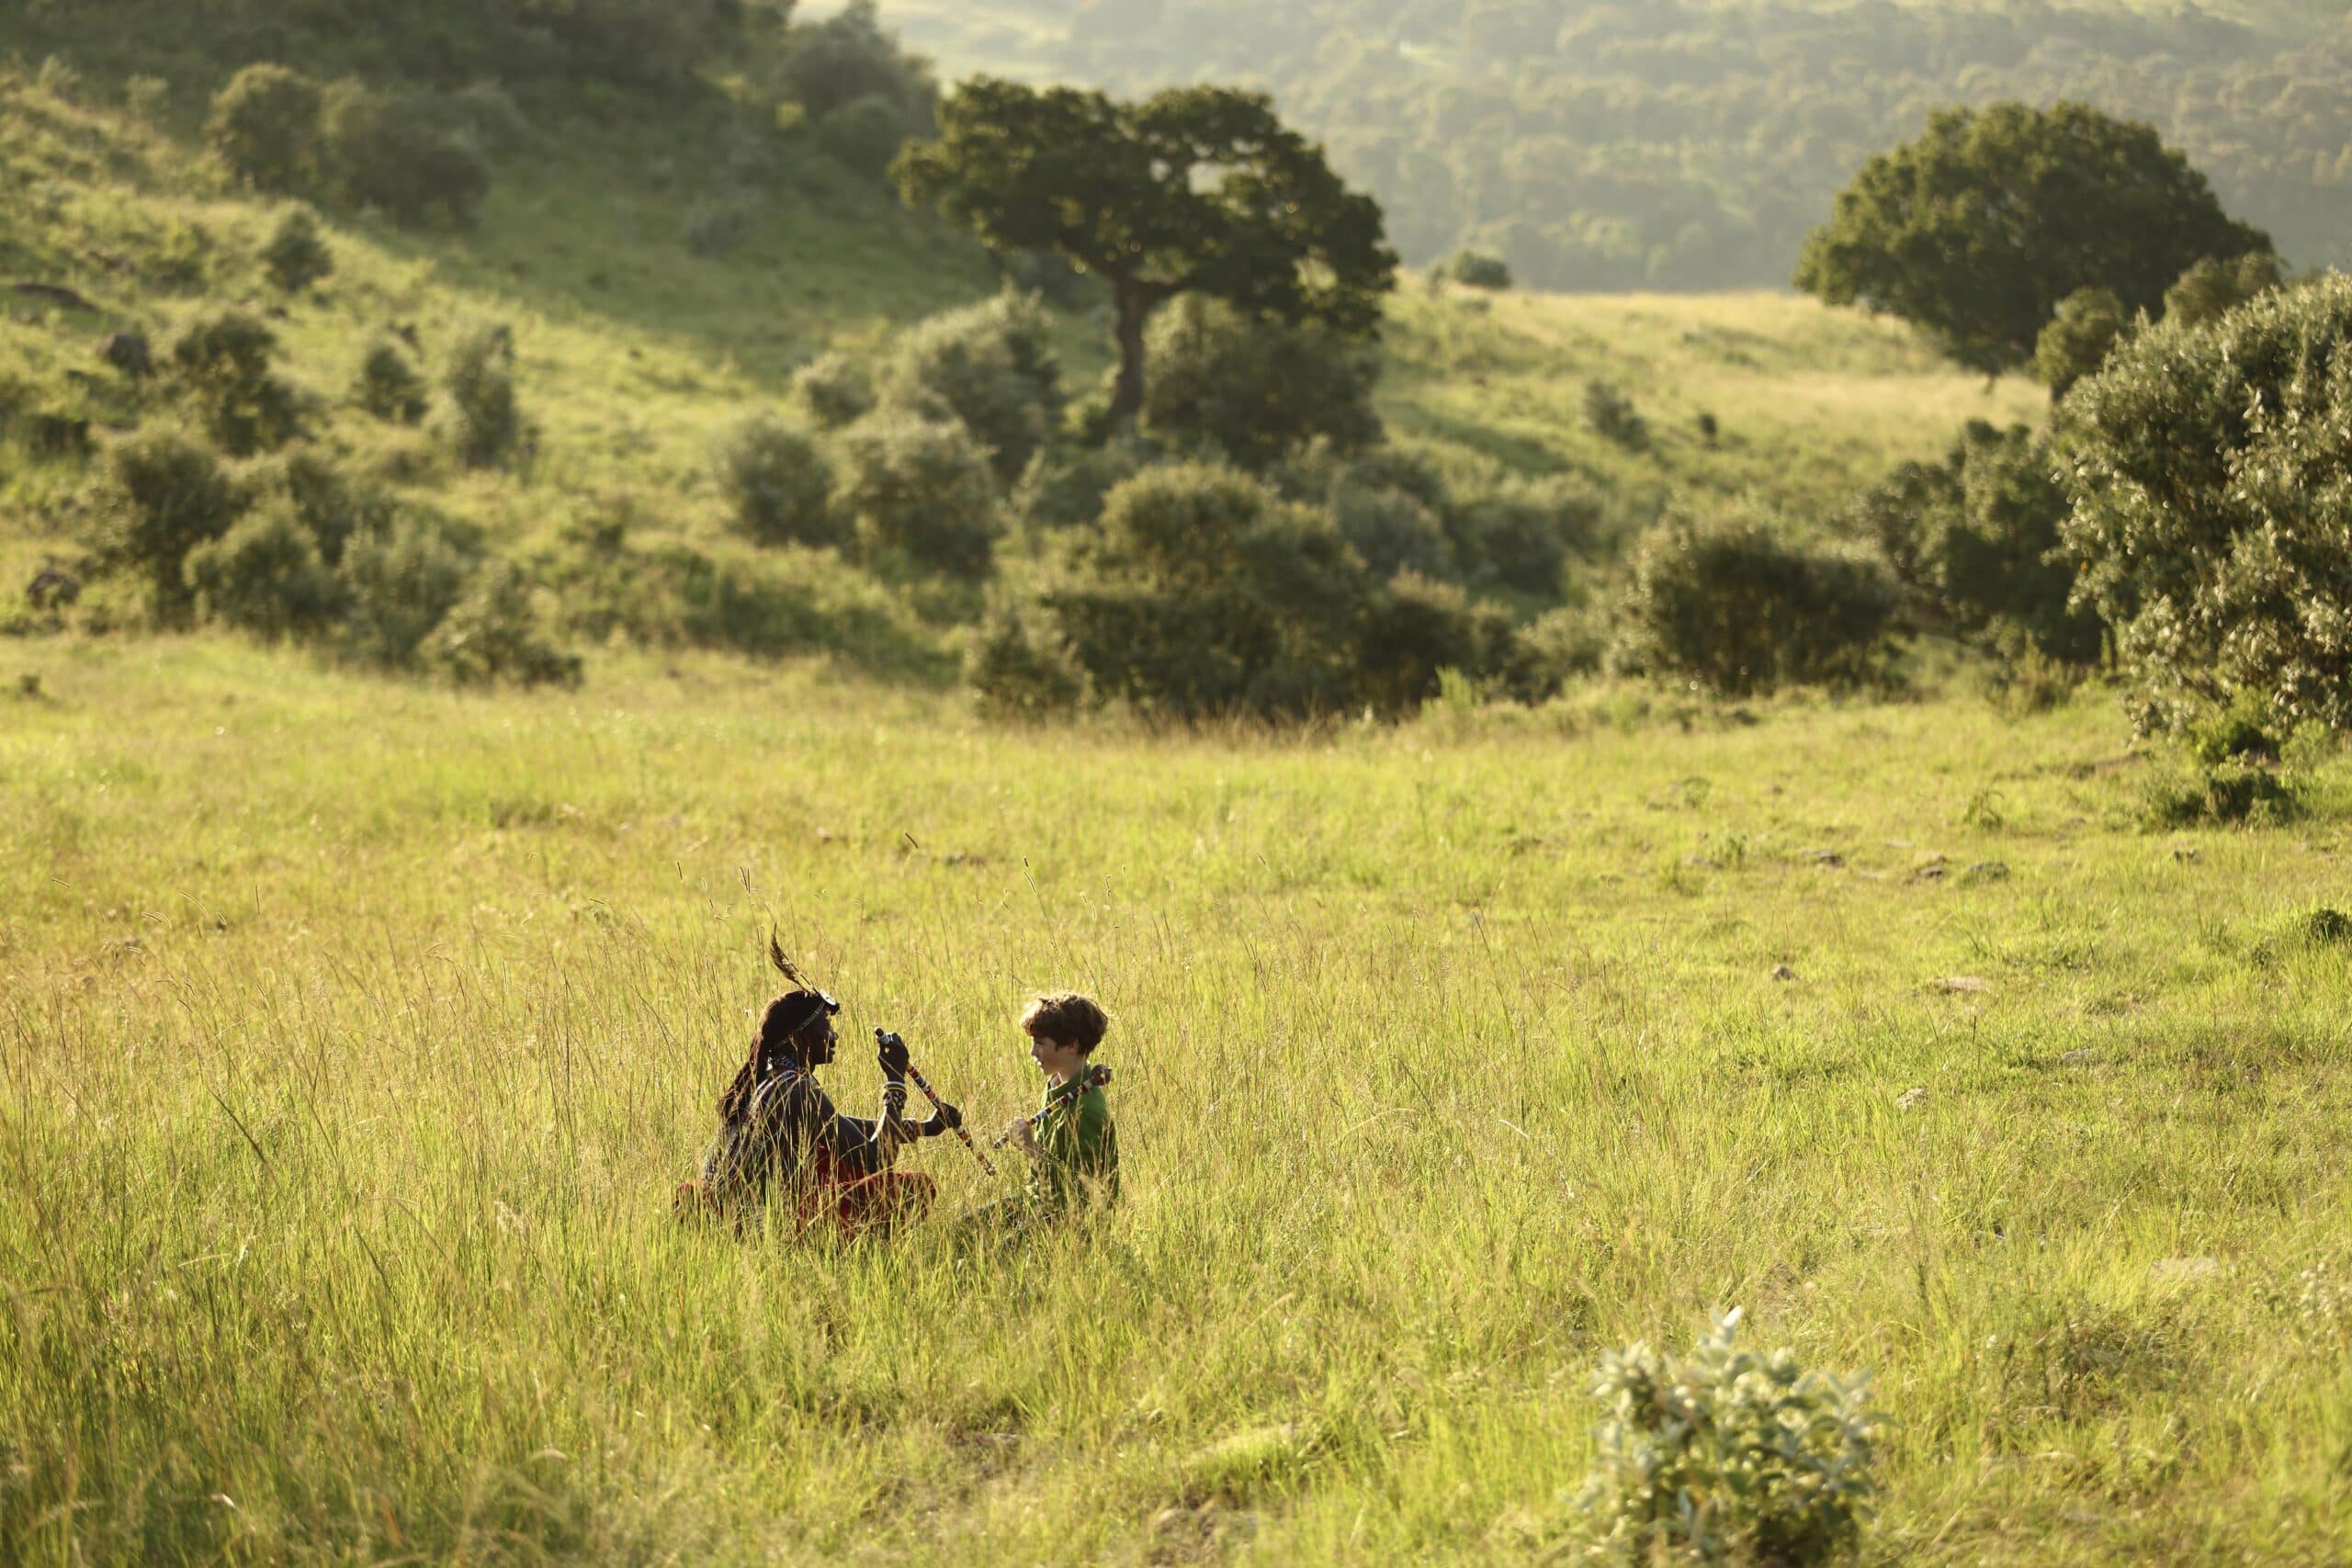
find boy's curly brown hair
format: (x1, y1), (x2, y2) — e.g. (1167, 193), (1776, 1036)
(1021, 992), (1110, 1055)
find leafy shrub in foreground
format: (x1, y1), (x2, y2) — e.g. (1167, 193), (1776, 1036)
(834, 410), (1000, 579)
(1141, 297), (1383, 471)
(792, 352), (876, 431)
(967, 604), (1083, 719)
(207, 64), (322, 192)
(1571, 1311), (1878, 1566)
(1453, 478), (1605, 596)
(184, 502), (345, 642)
(166, 310), (302, 457)
(716, 413), (837, 547)
(2163, 251), (2285, 332)
(441, 324), (525, 468)
(883, 291), (1062, 484)
(337, 513), (477, 669)
(260, 207), (334, 294)
(2058, 275), (2352, 734)
(1613, 515), (1898, 697)
(2137, 756), (2301, 829)
(85, 427), (248, 624)
(1010, 437), (1165, 533)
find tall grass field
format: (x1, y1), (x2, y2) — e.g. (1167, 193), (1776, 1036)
(5, 639), (2350, 1563)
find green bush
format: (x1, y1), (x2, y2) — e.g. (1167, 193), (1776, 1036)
(776, 0), (936, 126)
(85, 427), (249, 624)
(322, 81), (492, 229)
(260, 206), (334, 294)
(1571, 1312), (1879, 1565)
(420, 562), (582, 688)
(967, 604), (1082, 719)
(1445, 249), (1513, 290)
(1141, 297), (1383, 471)
(1614, 515), (1900, 697)
(817, 93), (915, 178)
(184, 502), (345, 642)
(337, 512), (477, 669)
(883, 291), (1062, 484)
(1582, 378), (1649, 451)
(2164, 251), (2286, 332)
(207, 64), (323, 192)
(441, 324), (525, 469)
(356, 339), (428, 425)
(166, 310), (303, 457)
(1332, 483), (1455, 581)
(1846, 422), (2101, 664)
(1453, 478), (1604, 596)
(1010, 437), (1165, 533)
(791, 352), (876, 431)
(2058, 275), (2352, 733)
(2138, 755), (2301, 829)
(716, 413), (837, 547)
(834, 410), (1000, 579)
(2034, 287), (2130, 399)
(266, 448), (389, 569)
(1040, 463), (1373, 720)
(1354, 571), (1517, 716)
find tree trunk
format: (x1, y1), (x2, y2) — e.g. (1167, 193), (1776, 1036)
(1111, 284), (1154, 427)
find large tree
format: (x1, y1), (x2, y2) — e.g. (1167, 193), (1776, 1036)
(1796, 102), (2271, 377)
(894, 79), (1396, 424)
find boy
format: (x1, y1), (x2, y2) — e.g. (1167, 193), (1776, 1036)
(1001, 991), (1119, 1216)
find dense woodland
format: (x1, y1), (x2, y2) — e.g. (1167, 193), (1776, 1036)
(896, 0), (2352, 289)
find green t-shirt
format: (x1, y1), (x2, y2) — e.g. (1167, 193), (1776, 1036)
(1033, 1077), (1118, 1209)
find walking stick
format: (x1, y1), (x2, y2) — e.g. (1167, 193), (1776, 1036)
(882, 1032), (996, 1177)
(989, 1064), (1113, 1150)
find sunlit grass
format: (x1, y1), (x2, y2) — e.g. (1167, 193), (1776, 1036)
(4, 638), (2350, 1562)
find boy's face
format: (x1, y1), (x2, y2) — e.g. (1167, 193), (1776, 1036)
(1027, 1028), (1087, 1082)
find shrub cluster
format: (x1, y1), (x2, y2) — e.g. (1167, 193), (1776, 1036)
(776, 0), (937, 180)
(833, 409), (1000, 579)
(1582, 379), (1649, 452)
(717, 413), (838, 547)
(83, 431), (575, 685)
(207, 64), (493, 228)
(1612, 515), (1899, 697)
(166, 310), (304, 457)
(882, 290), (1063, 484)
(2058, 274), (2352, 734)
(1139, 298), (1383, 471)
(260, 207), (334, 294)
(1444, 249), (1513, 290)
(1846, 421), (2101, 665)
(440, 324), (526, 468)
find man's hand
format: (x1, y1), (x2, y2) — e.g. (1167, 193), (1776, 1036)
(925, 1101), (965, 1138)
(875, 1029), (911, 1078)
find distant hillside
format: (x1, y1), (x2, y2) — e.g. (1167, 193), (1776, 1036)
(1, 7), (2038, 683)
(860, 0), (2350, 292)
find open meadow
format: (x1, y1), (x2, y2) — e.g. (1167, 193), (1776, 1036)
(5, 639), (2350, 1563)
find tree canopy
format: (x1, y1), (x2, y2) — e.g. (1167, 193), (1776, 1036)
(1795, 102), (2269, 376)
(893, 78), (1396, 423)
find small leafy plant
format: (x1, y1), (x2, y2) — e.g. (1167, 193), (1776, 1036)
(1570, 1311), (1880, 1564)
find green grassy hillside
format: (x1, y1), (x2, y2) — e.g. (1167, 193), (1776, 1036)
(1, 62), (2039, 676)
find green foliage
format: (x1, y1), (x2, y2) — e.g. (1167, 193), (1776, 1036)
(336, 512), (478, 670)
(1847, 422), (2100, 665)
(263, 447), (387, 569)
(897, 77), (1396, 423)
(1614, 514), (1900, 697)
(2164, 251), (2287, 332)
(1445, 249), (1512, 290)
(2138, 755), (2301, 830)
(1010, 437), (1165, 533)
(1572, 1312), (1879, 1566)
(2057, 275), (2352, 733)
(260, 207), (334, 295)
(166, 310), (303, 457)
(322, 81), (492, 229)
(440, 324), (525, 469)
(1581, 379), (1649, 452)
(791, 351), (876, 431)
(883, 291), (1063, 484)
(84, 426), (249, 624)
(419, 561), (583, 688)
(355, 339), (427, 425)
(2035, 288), (2131, 400)
(1140, 297), (1383, 470)
(967, 604), (1082, 718)
(1452, 478), (1603, 598)
(834, 409), (1000, 579)
(777, 0), (935, 126)
(715, 412), (837, 547)
(817, 92), (918, 179)
(206, 64), (323, 192)
(1797, 103), (2268, 377)
(184, 502), (345, 642)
